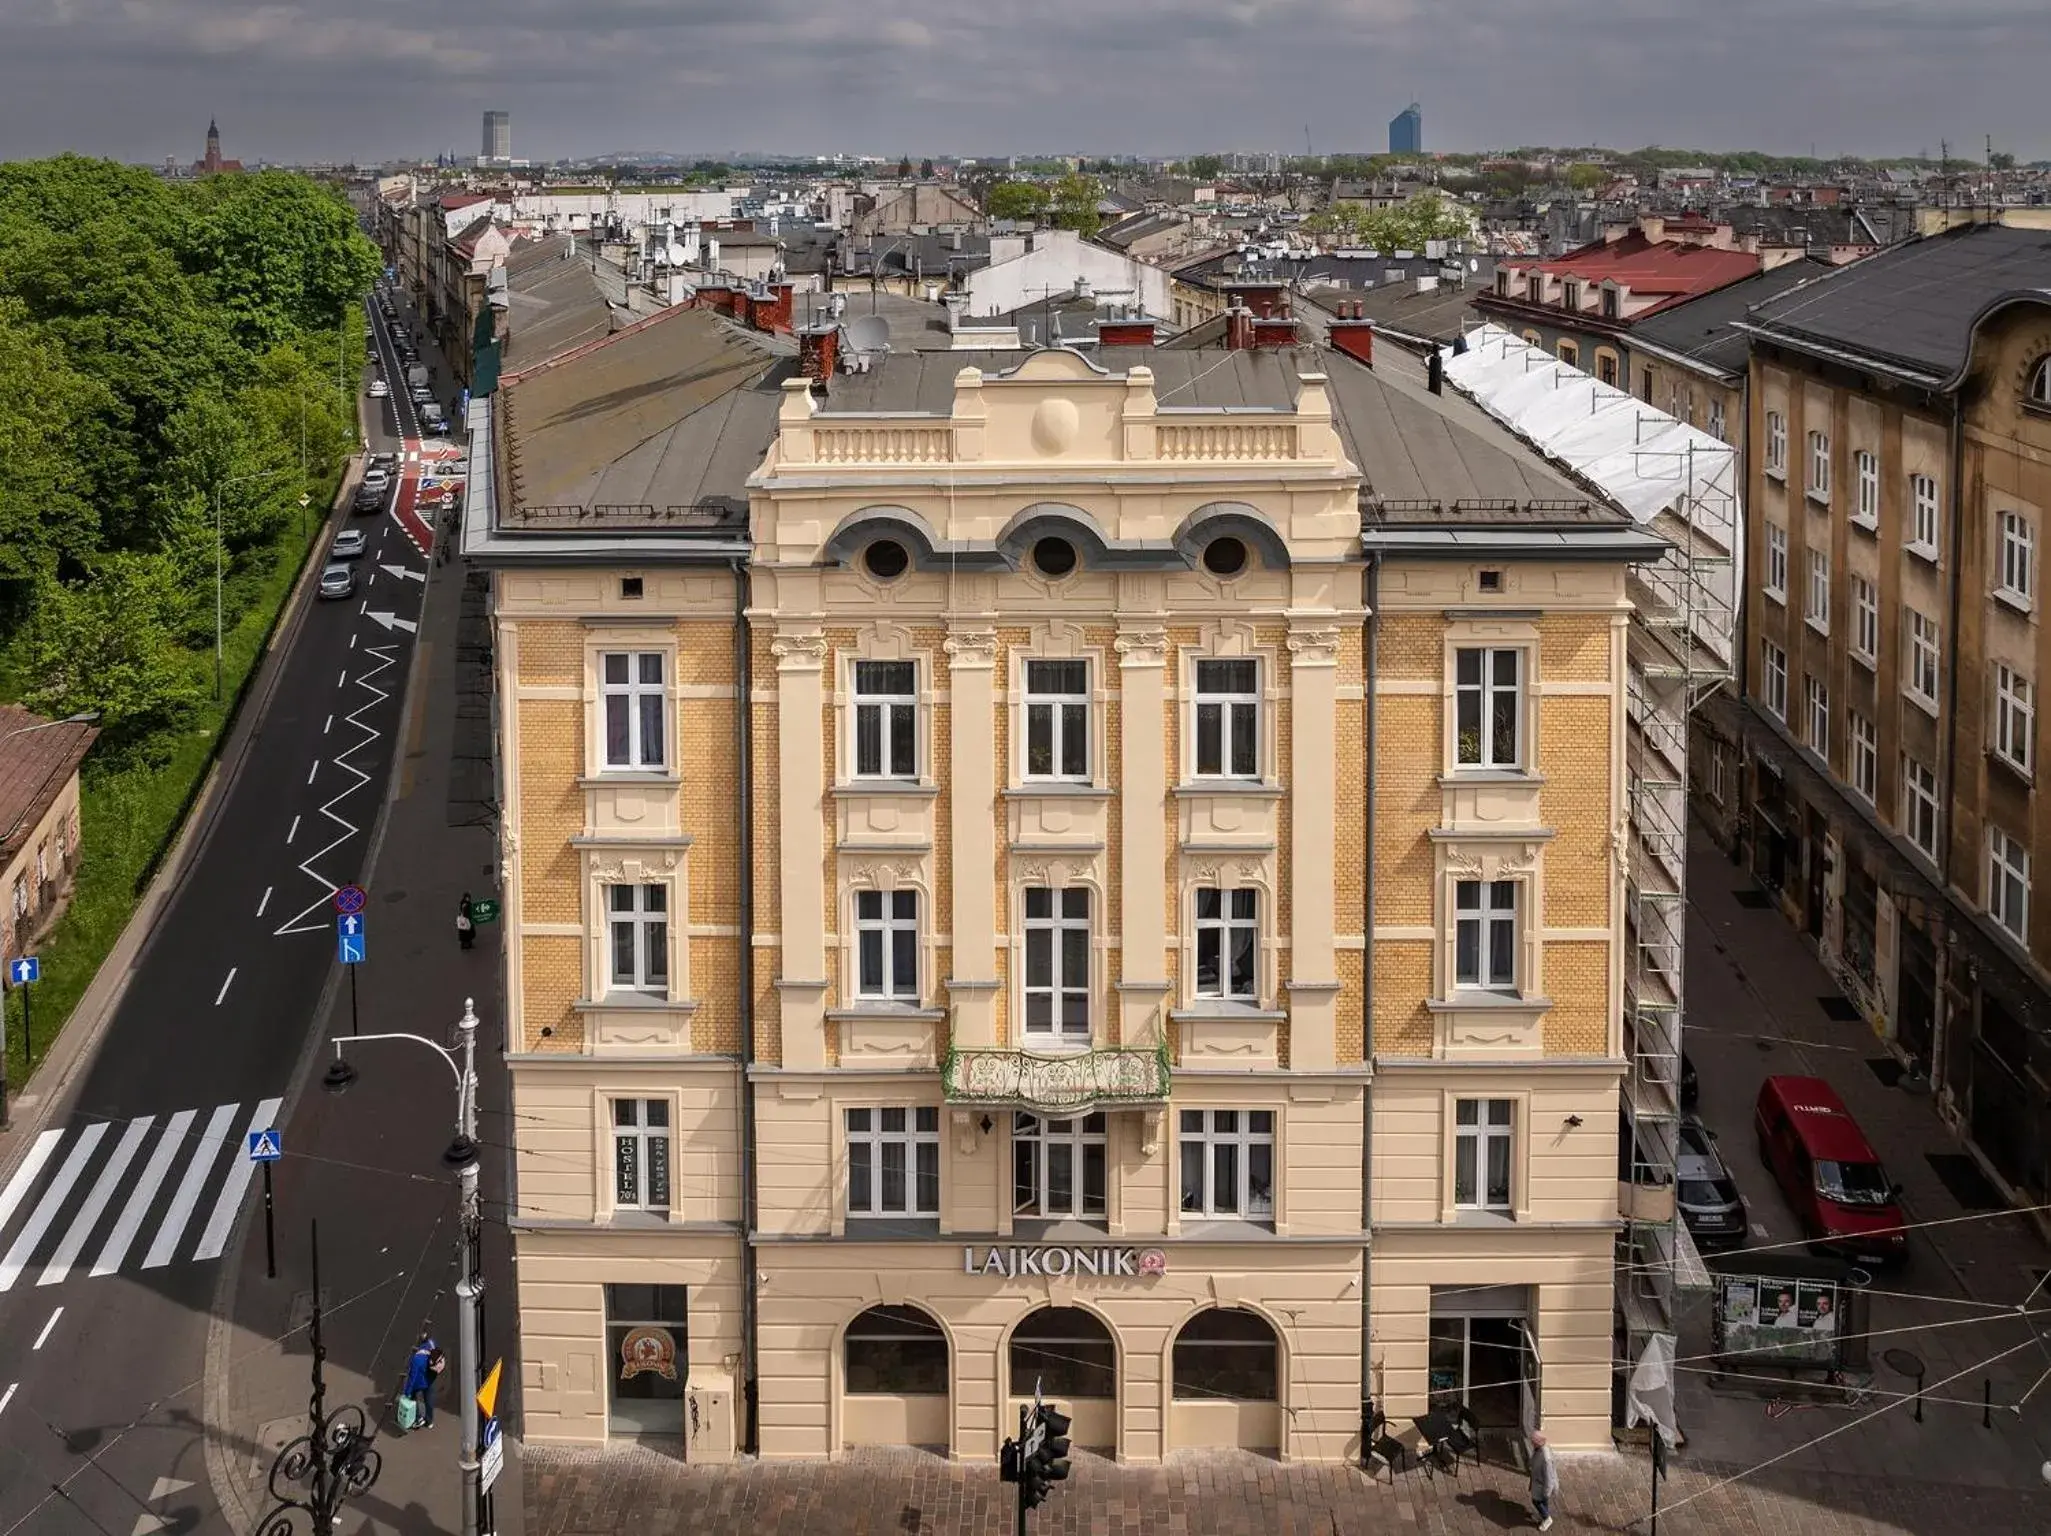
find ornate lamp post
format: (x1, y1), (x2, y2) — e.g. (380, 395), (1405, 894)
(258, 1221), (382, 1533)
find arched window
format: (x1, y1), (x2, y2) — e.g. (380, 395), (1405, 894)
(1172, 1307), (1279, 1402)
(845, 1304), (948, 1394)
(2029, 357), (2051, 408)
(1010, 1306), (1115, 1399)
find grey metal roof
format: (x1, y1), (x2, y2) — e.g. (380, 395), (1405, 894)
(1628, 259), (1832, 381)
(1745, 223), (2051, 383)
(499, 238), (621, 373)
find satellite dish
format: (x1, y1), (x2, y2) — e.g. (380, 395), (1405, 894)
(665, 243), (684, 266)
(845, 313), (891, 356)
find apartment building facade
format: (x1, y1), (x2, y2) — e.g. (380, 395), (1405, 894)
(1705, 223), (2051, 1213)
(472, 291), (1654, 1463)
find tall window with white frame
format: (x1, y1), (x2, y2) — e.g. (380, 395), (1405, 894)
(1023, 659), (1090, 780)
(1851, 575), (1879, 664)
(602, 652), (667, 769)
(1806, 548), (1830, 632)
(1023, 887), (1090, 1041)
(1806, 674), (1829, 757)
(1453, 1099), (1514, 1212)
(854, 889), (918, 1002)
(1453, 879), (1518, 993)
(1854, 450), (1879, 527)
(1194, 886), (1258, 1002)
(1910, 473), (1941, 556)
(1455, 647), (1522, 768)
(613, 1099), (671, 1214)
(1807, 428), (1831, 501)
(1906, 610), (1941, 710)
(852, 660), (917, 779)
(845, 1107), (940, 1218)
(1997, 510), (2035, 609)
(1707, 397), (1726, 442)
(1766, 410), (1786, 476)
(1994, 665), (2034, 776)
(1193, 658), (1260, 778)
(1013, 1112), (1106, 1219)
(1901, 756), (1940, 861)
(1988, 827), (2031, 944)
(1761, 639), (1788, 721)
(1179, 1110), (1276, 1221)
(607, 884), (668, 995)
(1848, 711), (1877, 802)
(1765, 523), (1788, 599)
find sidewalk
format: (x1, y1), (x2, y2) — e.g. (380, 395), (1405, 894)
(203, 543), (520, 1535)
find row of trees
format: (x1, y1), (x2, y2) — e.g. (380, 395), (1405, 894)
(0, 157), (381, 758)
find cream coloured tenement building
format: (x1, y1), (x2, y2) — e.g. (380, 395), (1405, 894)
(464, 287), (1664, 1464)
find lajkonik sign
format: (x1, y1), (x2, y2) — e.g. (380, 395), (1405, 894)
(962, 1245), (1167, 1279)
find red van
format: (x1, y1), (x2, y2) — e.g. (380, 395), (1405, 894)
(1754, 1075), (1908, 1267)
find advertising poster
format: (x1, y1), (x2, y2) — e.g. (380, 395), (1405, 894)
(1717, 1274), (1838, 1366)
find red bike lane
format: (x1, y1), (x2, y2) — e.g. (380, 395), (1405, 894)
(390, 439), (465, 555)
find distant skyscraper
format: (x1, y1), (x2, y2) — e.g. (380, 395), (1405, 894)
(483, 110), (511, 163)
(1390, 102), (1422, 155)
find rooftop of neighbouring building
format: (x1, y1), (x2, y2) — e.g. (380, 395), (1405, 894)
(0, 707), (99, 862)
(1505, 231), (1760, 312)
(1627, 257), (1835, 380)
(1743, 221), (2051, 384)
(497, 236), (629, 372)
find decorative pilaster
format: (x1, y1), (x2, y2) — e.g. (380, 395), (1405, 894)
(1116, 625), (1172, 1045)
(773, 630), (829, 1070)
(1286, 623), (1343, 1069)
(945, 626), (999, 1047)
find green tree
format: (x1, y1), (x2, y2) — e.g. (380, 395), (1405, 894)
(986, 180), (1050, 223)
(1050, 173), (1103, 237)
(1308, 191), (1473, 250)
(1990, 151), (2017, 171)
(897, 156), (913, 179)
(19, 554), (204, 752)
(0, 296), (107, 591)
(1185, 154), (1224, 181)
(181, 172), (382, 352)
(919, 159), (936, 179)
(1566, 163), (1608, 191)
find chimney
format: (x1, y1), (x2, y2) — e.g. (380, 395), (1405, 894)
(1638, 214), (1666, 245)
(1427, 348), (1444, 395)
(1327, 317), (1375, 367)
(943, 291), (970, 333)
(799, 324), (839, 390)
(765, 280), (795, 332)
(1096, 318), (1156, 347)
(1225, 304), (1255, 351)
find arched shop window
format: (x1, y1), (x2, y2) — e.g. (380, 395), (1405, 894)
(1010, 1306), (1116, 1398)
(1172, 1307), (1279, 1402)
(844, 1304), (949, 1395)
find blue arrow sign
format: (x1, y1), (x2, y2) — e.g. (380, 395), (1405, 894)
(338, 912), (364, 938)
(5, 956), (38, 987)
(338, 931), (365, 965)
(247, 1129), (283, 1162)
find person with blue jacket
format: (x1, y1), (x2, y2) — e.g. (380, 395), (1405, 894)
(404, 1334), (439, 1428)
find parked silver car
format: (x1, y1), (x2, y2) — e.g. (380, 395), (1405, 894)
(318, 562), (357, 600)
(1676, 1117), (1747, 1248)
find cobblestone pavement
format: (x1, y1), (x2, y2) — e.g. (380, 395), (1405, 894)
(522, 1444), (2051, 1536)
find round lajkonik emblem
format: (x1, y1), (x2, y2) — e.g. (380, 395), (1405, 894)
(1137, 1249), (1168, 1277)
(619, 1325), (678, 1382)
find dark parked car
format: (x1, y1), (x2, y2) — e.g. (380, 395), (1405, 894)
(1675, 1118), (1747, 1248)
(1680, 1051), (1699, 1109)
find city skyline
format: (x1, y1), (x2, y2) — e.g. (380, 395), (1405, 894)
(0, 1), (2046, 167)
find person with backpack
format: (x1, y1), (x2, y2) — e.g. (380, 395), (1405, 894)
(456, 893), (475, 950)
(403, 1333), (439, 1429)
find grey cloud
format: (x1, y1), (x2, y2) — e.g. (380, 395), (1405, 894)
(0, 0), (2046, 165)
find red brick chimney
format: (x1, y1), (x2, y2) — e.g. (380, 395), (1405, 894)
(1225, 305), (1255, 351)
(1096, 319), (1156, 347)
(799, 324), (839, 389)
(1327, 316), (1375, 367)
(1250, 316), (1299, 348)
(1223, 280), (1288, 319)
(764, 280), (795, 333)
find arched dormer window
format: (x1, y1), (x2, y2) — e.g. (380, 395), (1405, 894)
(2028, 356), (2051, 409)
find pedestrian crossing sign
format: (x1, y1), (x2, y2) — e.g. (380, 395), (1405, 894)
(247, 1129), (283, 1163)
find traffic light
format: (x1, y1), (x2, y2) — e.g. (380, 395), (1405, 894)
(1020, 1406), (1072, 1510)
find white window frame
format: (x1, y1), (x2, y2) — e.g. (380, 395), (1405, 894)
(1012, 1112), (1107, 1220)
(1707, 397), (1726, 442)
(1901, 755), (1940, 861)
(1453, 878), (1519, 993)
(1850, 575), (1879, 666)
(1765, 523), (1788, 600)
(606, 883), (669, 995)
(1022, 886), (1091, 1042)
(601, 651), (668, 770)
(1806, 547), (1830, 634)
(1192, 657), (1261, 779)
(1988, 827), (2031, 944)
(1453, 646), (1523, 770)
(2031, 358), (2051, 408)
(1806, 674), (1829, 757)
(612, 1098), (671, 1213)
(1194, 886), (1259, 1002)
(1761, 638), (1788, 721)
(1851, 450), (1880, 529)
(1849, 712), (1877, 803)
(1022, 658), (1091, 782)
(1178, 1109), (1276, 1220)
(1994, 665), (2034, 776)
(1997, 510), (2035, 610)
(854, 888), (919, 1001)
(1765, 410), (1787, 477)
(845, 1106), (940, 1218)
(1807, 429), (1831, 502)
(1453, 1098), (1515, 1212)
(852, 659), (918, 780)
(1908, 473), (1940, 557)
(1906, 609), (1940, 712)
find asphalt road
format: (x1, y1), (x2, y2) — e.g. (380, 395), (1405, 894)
(0, 290), (430, 1536)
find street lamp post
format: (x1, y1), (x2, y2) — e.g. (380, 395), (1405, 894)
(322, 999), (484, 1536)
(213, 466), (297, 700)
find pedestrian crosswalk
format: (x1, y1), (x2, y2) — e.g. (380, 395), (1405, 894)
(0, 1098), (282, 1292)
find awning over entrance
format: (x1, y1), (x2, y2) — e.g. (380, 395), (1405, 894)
(942, 1045), (1172, 1117)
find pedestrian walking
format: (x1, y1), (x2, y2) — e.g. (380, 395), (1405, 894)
(403, 1333), (438, 1429)
(1528, 1430), (1559, 1531)
(457, 892), (475, 950)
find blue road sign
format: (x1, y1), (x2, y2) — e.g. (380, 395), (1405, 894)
(247, 1129), (283, 1162)
(339, 912), (364, 938)
(334, 883), (367, 916)
(5, 956), (38, 987)
(338, 932), (365, 965)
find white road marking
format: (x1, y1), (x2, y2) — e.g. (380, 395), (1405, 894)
(358, 600), (367, 616)
(366, 571), (376, 590)
(39, 1113), (152, 1286)
(366, 611), (417, 634)
(256, 886), (272, 918)
(323, 714), (332, 735)
(0, 1385), (14, 1418)
(338, 668), (348, 688)
(149, 1478), (194, 1502)
(214, 968), (236, 1006)
(32, 1308), (62, 1349)
(131, 1514), (169, 1536)
(192, 1097), (286, 1261)
(380, 564), (424, 584)
(307, 760), (320, 785)
(0, 1123), (108, 1290)
(0, 1131), (65, 1235)
(272, 640), (401, 935)
(287, 814), (300, 844)
(349, 633), (357, 650)
(142, 1103), (238, 1270)
(93, 1110), (194, 1276)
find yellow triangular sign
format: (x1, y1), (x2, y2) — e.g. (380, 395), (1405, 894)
(477, 1358), (503, 1422)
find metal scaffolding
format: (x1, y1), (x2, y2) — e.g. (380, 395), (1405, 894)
(1443, 325), (1740, 1385)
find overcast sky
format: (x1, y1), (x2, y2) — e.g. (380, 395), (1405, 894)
(2, 1), (2045, 167)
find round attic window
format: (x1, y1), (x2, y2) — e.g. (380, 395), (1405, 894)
(863, 539), (910, 580)
(1202, 537), (1249, 577)
(1031, 536), (1078, 578)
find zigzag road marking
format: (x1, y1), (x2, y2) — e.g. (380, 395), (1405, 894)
(272, 642), (400, 937)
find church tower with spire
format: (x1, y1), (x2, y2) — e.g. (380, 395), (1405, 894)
(204, 119), (222, 174)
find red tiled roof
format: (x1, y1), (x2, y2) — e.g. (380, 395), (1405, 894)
(0, 706), (98, 861)
(439, 192), (492, 211)
(1512, 234), (1759, 313)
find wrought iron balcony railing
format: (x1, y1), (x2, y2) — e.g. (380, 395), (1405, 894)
(942, 1044), (1172, 1117)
